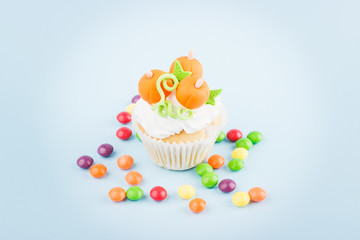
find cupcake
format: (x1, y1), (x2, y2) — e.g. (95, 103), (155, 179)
(132, 51), (226, 170)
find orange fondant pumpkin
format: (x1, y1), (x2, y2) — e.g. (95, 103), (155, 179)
(169, 56), (203, 78)
(138, 69), (173, 104)
(176, 76), (210, 109)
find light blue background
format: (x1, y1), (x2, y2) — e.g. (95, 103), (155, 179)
(1, 0), (359, 239)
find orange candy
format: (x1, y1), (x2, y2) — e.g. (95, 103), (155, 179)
(189, 198), (206, 213)
(169, 51), (203, 78)
(248, 187), (267, 202)
(138, 69), (173, 105)
(108, 187), (126, 202)
(89, 163), (107, 178)
(117, 155), (134, 170)
(125, 171), (143, 185)
(208, 154), (225, 169)
(176, 76), (210, 109)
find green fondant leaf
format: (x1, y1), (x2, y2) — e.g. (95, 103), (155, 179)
(172, 60), (192, 82)
(206, 89), (222, 106)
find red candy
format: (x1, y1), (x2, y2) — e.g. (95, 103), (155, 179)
(150, 186), (167, 201)
(227, 129), (242, 142)
(117, 112), (132, 124)
(116, 127), (132, 140)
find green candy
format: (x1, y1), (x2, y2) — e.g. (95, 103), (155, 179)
(247, 131), (263, 144)
(136, 132), (141, 141)
(126, 186), (143, 201)
(196, 163), (213, 176)
(215, 131), (226, 143)
(235, 138), (253, 150)
(201, 172), (219, 188)
(228, 158), (245, 171)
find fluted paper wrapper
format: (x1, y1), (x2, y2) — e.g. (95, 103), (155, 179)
(133, 107), (227, 170)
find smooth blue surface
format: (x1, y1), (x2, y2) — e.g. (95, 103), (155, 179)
(1, 0), (359, 239)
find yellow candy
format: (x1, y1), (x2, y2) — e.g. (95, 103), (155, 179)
(232, 192), (250, 207)
(232, 148), (248, 160)
(126, 103), (136, 114)
(177, 185), (196, 199)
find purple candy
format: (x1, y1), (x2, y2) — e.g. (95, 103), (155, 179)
(218, 179), (236, 193)
(77, 155), (94, 169)
(97, 143), (114, 157)
(132, 95), (140, 103)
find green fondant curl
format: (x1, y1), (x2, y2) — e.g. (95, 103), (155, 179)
(176, 106), (193, 120)
(151, 73), (193, 120)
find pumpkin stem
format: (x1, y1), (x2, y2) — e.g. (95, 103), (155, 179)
(145, 71), (153, 79)
(187, 50), (194, 60)
(195, 78), (204, 88)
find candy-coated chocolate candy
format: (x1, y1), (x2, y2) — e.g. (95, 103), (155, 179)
(117, 155), (134, 170)
(126, 103), (136, 114)
(195, 163), (213, 176)
(248, 187), (267, 202)
(97, 143), (113, 157)
(136, 132), (141, 141)
(227, 129), (242, 142)
(116, 127), (132, 140)
(218, 179), (236, 193)
(247, 131), (263, 144)
(125, 171), (143, 185)
(108, 187), (126, 202)
(215, 131), (226, 143)
(132, 95), (140, 103)
(235, 138), (253, 150)
(232, 192), (250, 207)
(117, 112), (132, 124)
(126, 186), (143, 200)
(228, 158), (244, 171)
(150, 186), (167, 201)
(89, 163), (107, 178)
(208, 154), (224, 169)
(178, 185), (196, 199)
(201, 172), (218, 188)
(231, 148), (248, 160)
(189, 198), (206, 213)
(77, 155), (93, 169)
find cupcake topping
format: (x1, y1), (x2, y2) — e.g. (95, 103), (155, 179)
(145, 71), (153, 79)
(134, 51), (224, 138)
(206, 89), (222, 106)
(151, 73), (193, 120)
(172, 60), (192, 81)
(195, 78), (205, 89)
(137, 51), (222, 115)
(187, 49), (194, 60)
(132, 97), (222, 139)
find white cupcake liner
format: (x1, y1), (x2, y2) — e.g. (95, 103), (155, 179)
(133, 106), (227, 170)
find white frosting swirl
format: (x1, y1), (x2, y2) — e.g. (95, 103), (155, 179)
(132, 92), (222, 139)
